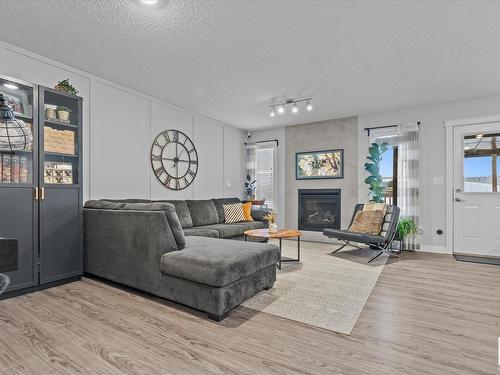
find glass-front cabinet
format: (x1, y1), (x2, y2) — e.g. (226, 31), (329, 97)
(0, 74), (83, 297)
(40, 87), (80, 186)
(0, 76), (36, 186)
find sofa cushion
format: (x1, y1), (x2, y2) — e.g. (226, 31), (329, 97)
(103, 199), (152, 204)
(235, 221), (267, 231)
(212, 197), (241, 223)
(84, 200), (127, 210)
(200, 224), (246, 239)
(323, 228), (385, 244)
(160, 236), (279, 287)
(250, 205), (271, 222)
(183, 227), (220, 238)
(196, 221), (267, 239)
(186, 200), (219, 227)
(121, 202), (186, 250)
(159, 200), (193, 228)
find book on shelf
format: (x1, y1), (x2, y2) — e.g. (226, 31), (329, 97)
(2, 155), (11, 183)
(11, 156), (20, 183)
(0, 154), (30, 183)
(20, 156), (29, 183)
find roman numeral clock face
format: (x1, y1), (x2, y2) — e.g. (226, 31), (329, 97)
(151, 130), (198, 190)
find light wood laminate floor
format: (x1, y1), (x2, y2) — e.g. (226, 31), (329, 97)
(0, 250), (499, 374)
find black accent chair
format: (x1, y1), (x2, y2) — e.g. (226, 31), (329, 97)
(323, 204), (400, 263)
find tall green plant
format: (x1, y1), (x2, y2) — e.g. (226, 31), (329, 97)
(364, 142), (389, 203)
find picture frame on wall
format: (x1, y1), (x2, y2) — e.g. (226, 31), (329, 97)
(295, 149), (344, 180)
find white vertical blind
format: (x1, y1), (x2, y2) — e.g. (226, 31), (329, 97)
(256, 147), (275, 209)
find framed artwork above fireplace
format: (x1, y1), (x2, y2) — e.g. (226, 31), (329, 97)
(295, 149), (344, 180)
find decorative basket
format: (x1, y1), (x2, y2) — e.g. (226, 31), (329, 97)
(44, 127), (75, 155)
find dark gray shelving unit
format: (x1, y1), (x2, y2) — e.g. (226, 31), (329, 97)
(0, 75), (83, 299)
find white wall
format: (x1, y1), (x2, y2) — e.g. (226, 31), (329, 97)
(0, 41), (246, 201)
(358, 95), (500, 253)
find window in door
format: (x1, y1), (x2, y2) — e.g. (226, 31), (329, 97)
(255, 147), (274, 209)
(463, 132), (500, 192)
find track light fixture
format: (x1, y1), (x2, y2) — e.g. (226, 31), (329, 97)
(269, 97), (312, 117)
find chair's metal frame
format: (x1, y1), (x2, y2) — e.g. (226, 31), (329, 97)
(327, 204), (401, 263)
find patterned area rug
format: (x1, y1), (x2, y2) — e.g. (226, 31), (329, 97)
(241, 240), (388, 335)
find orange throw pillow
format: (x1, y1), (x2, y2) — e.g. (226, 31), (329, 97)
(242, 202), (254, 222)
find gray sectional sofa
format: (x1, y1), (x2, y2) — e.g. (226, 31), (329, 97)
(84, 198), (278, 321)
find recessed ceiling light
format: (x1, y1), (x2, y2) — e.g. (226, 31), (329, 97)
(141, 0), (158, 5)
(3, 83), (18, 90)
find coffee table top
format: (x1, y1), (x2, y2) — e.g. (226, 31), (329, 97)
(244, 228), (301, 239)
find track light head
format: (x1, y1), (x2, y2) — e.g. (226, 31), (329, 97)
(291, 103), (298, 113)
(277, 105), (285, 114)
(306, 100), (313, 111)
(270, 107), (276, 117)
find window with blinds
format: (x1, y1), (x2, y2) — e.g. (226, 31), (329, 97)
(256, 147), (274, 209)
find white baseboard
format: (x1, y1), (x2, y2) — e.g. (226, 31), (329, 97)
(415, 246), (451, 254)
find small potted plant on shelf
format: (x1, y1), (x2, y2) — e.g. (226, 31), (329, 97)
(244, 174), (256, 200)
(395, 218), (418, 251)
(263, 211), (278, 233)
(54, 79), (79, 96)
(56, 106), (71, 122)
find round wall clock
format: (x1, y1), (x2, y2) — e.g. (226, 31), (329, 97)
(150, 129), (198, 190)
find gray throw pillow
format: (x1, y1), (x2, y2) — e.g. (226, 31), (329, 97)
(159, 200), (194, 228)
(186, 200), (219, 226)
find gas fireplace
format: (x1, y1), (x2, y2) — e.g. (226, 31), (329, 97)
(298, 189), (341, 232)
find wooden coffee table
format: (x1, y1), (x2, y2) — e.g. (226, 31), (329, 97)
(244, 229), (301, 269)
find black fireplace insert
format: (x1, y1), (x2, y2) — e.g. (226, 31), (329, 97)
(298, 189), (341, 232)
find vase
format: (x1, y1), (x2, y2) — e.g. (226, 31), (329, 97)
(57, 110), (70, 122)
(269, 222), (278, 233)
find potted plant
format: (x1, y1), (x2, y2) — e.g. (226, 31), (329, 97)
(364, 142), (389, 202)
(54, 79), (79, 96)
(244, 174), (256, 200)
(57, 106), (71, 122)
(395, 218), (418, 251)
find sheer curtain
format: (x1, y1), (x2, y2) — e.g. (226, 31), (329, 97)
(397, 122), (420, 250)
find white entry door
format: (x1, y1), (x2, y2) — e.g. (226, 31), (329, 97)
(453, 122), (500, 257)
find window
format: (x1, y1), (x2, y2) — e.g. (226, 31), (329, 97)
(463, 133), (500, 192)
(255, 147), (275, 209)
(379, 145), (398, 205)
(370, 128), (399, 205)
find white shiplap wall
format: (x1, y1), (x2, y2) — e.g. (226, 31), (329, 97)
(0, 41), (246, 201)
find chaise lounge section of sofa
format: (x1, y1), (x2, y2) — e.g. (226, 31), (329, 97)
(84, 199), (279, 321)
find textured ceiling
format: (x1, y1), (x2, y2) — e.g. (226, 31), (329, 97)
(1, 0), (500, 129)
